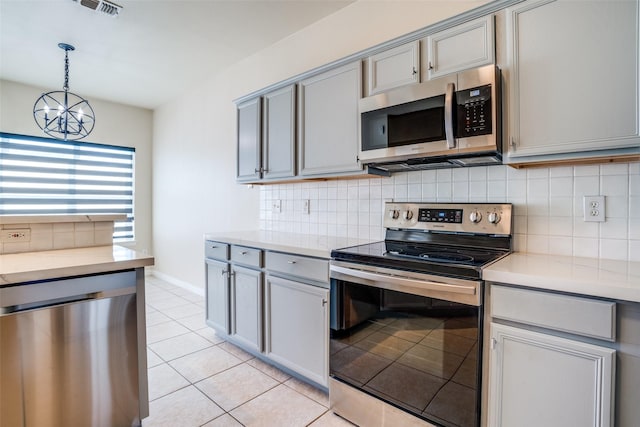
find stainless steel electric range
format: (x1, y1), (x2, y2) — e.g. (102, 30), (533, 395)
(329, 202), (512, 427)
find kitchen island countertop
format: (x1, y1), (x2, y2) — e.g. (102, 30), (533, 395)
(484, 252), (640, 303)
(204, 230), (375, 259)
(0, 245), (154, 286)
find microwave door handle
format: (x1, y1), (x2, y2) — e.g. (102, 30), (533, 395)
(444, 82), (456, 149)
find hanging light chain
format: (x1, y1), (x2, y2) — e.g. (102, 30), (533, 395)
(63, 48), (70, 92)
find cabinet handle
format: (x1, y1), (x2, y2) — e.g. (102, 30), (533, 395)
(491, 338), (497, 349)
(322, 299), (327, 306)
(240, 251), (248, 255)
(510, 137), (517, 148)
(412, 67), (417, 75)
(428, 61), (434, 70)
(210, 245), (217, 249)
(287, 260), (297, 264)
(221, 270), (227, 277)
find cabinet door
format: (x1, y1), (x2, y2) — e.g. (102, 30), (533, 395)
(367, 41), (419, 95)
(236, 97), (261, 182)
(230, 266), (263, 352)
(505, 0), (639, 161)
(425, 15), (494, 80)
(488, 323), (615, 427)
(264, 275), (329, 387)
(263, 85), (296, 180)
(205, 259), (229, 334)
(298, 61), (363, 177)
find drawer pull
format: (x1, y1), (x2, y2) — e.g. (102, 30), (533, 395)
(240, 251), (248, 255)
(287, 260), (297, 264)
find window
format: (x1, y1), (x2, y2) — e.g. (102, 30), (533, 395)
(0, 132), (135, 241)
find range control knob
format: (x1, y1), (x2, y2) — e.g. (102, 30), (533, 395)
(403, 210), (414, 220)
(488, 211), (501, 224)
(469, 211), (482, 223)
(389, 209), (400, 219)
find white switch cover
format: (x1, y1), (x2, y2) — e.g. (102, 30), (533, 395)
(1, 228), (31, 243)
(583, 196), (605, 222)
(303, 199), (310, 214)
(272, 199), (282, 213)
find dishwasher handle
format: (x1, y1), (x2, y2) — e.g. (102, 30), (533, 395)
(0, 286), (136, 315)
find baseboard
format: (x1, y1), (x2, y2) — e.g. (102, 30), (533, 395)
(148, 269), (205, 297)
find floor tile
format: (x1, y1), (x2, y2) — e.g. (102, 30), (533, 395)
(149, 331), (213, 361)
(144, 385), (224, 427)
(146, 320), (190, 344)
(147, 363), (190, 401)
(148, 297), (193, 311)
(162, 303), (205, 320)
(196, 363), (279, 411)
(246, 357), (291, 383)
(169, 346), (243, 383)
(146, 310), (172, 327)
(176, 312), (208, 331)
(196, 327), (226, 345)
(219, 341), (254, 361)
(284, 377), (329, 407)
(201, 414), (243, 427)
(147, 349), (164, 368)
(308, 411), (356, 426)
(230, 384), (326, 427)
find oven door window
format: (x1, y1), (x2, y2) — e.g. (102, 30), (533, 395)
(330, 279), (481, 427)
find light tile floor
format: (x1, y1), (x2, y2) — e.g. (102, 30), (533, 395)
(142, 276), (353, 427)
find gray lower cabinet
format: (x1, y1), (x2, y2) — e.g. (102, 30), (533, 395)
(230, 265), (263, 352)
(489, 323), (615, 427)
(205, 259), (230, 334)
(487, 284), (617, 427)
(264, 274), (329, 387)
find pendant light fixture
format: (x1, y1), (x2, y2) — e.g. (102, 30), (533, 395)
(33, 43), (95, 141)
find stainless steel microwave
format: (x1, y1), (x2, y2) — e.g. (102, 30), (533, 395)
(359, 64), (501, 171)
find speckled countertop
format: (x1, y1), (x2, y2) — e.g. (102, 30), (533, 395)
(484, 252), (640, 303)
(204, 230), (374, 259)
(0, 245), (154, 286)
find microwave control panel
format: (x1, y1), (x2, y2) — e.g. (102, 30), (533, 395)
(456, 84), (492, 137)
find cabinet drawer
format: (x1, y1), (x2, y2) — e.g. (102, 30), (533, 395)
(265, 251), (328, 284)
(491, 285), (616, 341)
(231, 245), (263, 268)
(205, 241), (229, 261)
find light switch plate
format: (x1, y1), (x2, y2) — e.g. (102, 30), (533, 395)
(583, 195), (605, 222)
(272, 199), (281, 213)
(303, 199), (310, 214)
(1, 228), (31, 243)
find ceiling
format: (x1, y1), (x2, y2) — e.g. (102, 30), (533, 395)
(0, 0), (354, 109)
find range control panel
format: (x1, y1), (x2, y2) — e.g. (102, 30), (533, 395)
(384, 202), (512, 236)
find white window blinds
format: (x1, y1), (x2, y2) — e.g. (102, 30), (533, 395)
(0, 132), (135, 241)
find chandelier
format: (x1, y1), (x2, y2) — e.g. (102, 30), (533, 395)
(33, 43), (95, 141)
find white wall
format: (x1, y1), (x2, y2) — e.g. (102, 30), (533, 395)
(152, 1), (489, 289)
(0, 79), (154, 254)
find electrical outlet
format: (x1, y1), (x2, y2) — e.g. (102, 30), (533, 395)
(272, 199), (281, 213)
(1, 228), (31, 243)
(303, 199), (310, 214)
(583, 195), (605, 222)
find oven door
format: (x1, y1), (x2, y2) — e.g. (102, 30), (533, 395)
(329, 261), (482, 427)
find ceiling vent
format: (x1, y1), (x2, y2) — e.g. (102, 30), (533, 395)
(72, 0), (122, 17)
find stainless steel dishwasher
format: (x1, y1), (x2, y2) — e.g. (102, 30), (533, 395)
(0, 269), (148, 427)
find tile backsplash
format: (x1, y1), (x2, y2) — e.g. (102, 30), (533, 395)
(260, 162), (639, 262)
(0, 221), (114, 254)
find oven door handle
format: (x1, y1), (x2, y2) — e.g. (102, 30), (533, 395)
(330, 264), (476, 296)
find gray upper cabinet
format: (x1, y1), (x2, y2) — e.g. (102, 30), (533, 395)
(366, 41), (420, 96)
(262, 85), (296, 181)
(503, 0), (640, 164)
(424, 15), (495, 80)
(237, 85), (296, 183)
(298, 61), (363, 177)
(236, 97), (261, 182)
